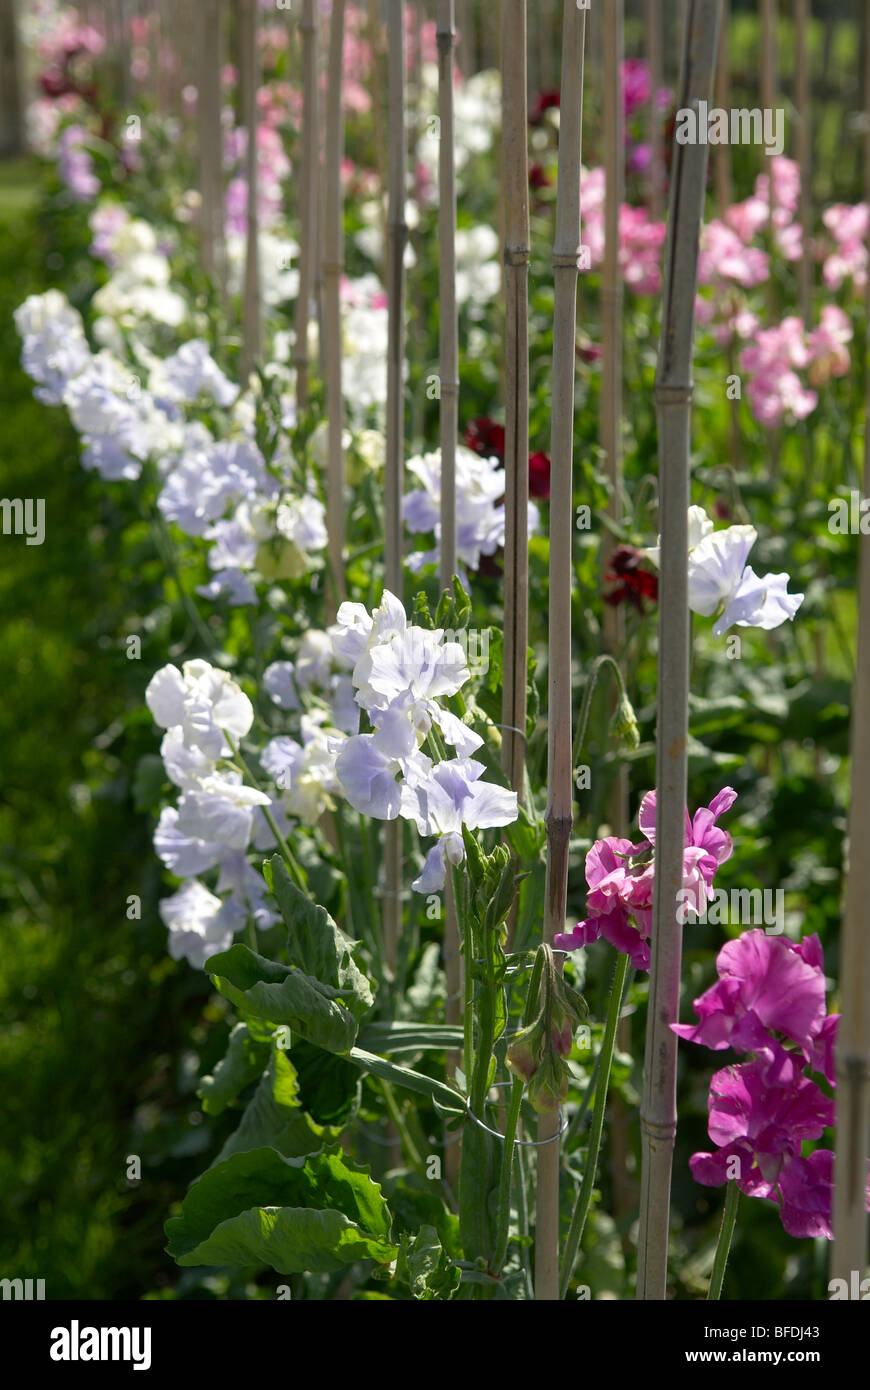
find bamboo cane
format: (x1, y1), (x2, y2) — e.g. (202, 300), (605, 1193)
(382, 0), (408, 978)
(636, 0), (723, 1303)
(536, 0), (587, 1305)
(713, 0), (732, 216)
(795, 0), (812, 325)
(601, 0), (627, 849)
(761, 0), (778, 252)
(197, 0), (225, 294)
(644, 0), (665, 221)
(831, 0), (870, 1284)
(293, 0), (319, 413)
(500, 0), (530, 802)
(240, 0), (262, 383)
(438, 0), (459, 588)
(324, 0), (347, 611)
(436, 0), (462, 1193)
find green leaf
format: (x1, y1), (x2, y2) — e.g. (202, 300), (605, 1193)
(357, 1022), (464, 1054)
(348, 1048), (466, 1113)
(206, 944), (358, 1054)
(266, 856), (374, 1020)
(290, 1039), (361, 1126)
(166, 1146), (395, 1275)
(396, 1226), (460, 1300)
(199, 1022), (271, 1116)
(214, 1049), (333, 1164)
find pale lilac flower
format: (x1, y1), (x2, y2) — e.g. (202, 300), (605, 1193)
(404, 446), (539, 574)
(159, 339), (238, 407)
(14, 290), (92, 405)
(403, 757), (519, 892)
(263, 661), (300, 710)
(146, 659), (254, 759)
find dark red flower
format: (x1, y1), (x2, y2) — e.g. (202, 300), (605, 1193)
(529, 89), (561, 126)
(529, 162), (553, 191)
(464, 416), (505, 461)
(529, 451), (551, 500)
(604, 545), (658, 610)
(577, 340), (603, 364)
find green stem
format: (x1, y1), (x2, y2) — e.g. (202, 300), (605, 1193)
(559, 949), (630, 1299)
(378, 1079), (425, 1173)
(225, 736), (307, 891)
(490, 1076), (524, 1274)
(150, 509), (216, 655)
(707, 1181), (739, 1301)
(571, 653), (630, 772)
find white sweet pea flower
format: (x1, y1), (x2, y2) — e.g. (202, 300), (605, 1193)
(154, 806), (221, 877)
(686, 525), (759, 617)
(329, 602), (373, 668)
(710, 567), (806, 638)
(146, 659), (254, 759)
(643, 504), (713, 569)
(263, 661), (300, 710)
(404, 758), (519, 892)
(160, 727), (217, 789)
(645, 507), (804, 639)
(275, 494), (328, 558)
(158, 878), (245, 968)
(175, 770), (271, 850)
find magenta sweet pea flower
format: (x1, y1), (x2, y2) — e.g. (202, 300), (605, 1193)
(672, 930), (828, 1056)
(554, 786), (736, 971)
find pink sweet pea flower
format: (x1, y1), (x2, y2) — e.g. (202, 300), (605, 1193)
(672, 930), (828, 1056)
(554, 787), (736, 971)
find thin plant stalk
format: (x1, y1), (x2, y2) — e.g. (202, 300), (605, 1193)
(324, 0), (347, 610)
(707, 1181), (739, 1300)
(239, 0), (262, 382)
(559, 950), (629, 1298)
(293, 0), (319, 413)
(831, 1), (870, 1281)
(500, 0), (530, 803)
(383, 0), (408, 978)
(437, 0), (462, 1190)
(197, 0), (225, 294)
(636, 0), (722, 1302)
(537, 0), (586, 1304)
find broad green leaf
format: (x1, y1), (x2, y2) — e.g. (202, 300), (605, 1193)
(214, 1049), (334, 1164)
(265, 856), (374, 1020)
(396, 1226), (460, 1300)
(206, 943), (357, 1054)
(199, 1022), (271, 1116)
(171, 1206), (395, 1275)
(290, 1039), (361, 1126)
(166, 1146), (395, 1275)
